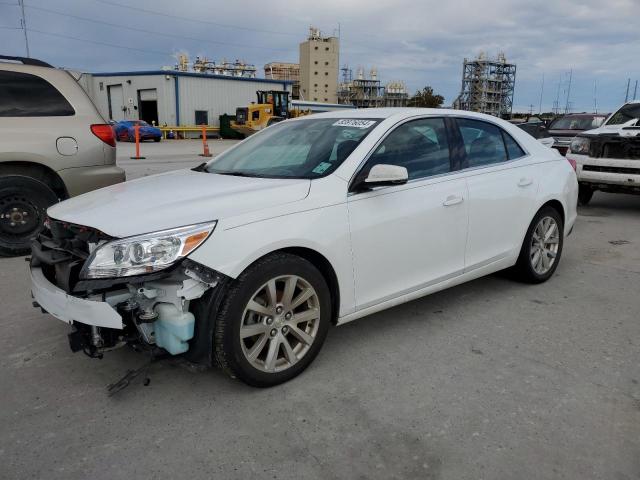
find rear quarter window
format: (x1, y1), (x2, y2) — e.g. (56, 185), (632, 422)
(0, 70), (75, 117)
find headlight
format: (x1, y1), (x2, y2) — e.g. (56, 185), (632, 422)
(81, 221), (216, 279)
(570, 137), (590, 155)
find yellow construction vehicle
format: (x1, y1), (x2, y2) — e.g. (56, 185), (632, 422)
(231, 90), (311, 136)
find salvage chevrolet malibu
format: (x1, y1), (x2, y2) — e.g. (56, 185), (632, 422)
(30, 108), (578, 387)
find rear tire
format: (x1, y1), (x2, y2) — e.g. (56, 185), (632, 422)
(512, 206), (564, 284)
(0, 175), (58, 256)
(213, 253), (331, 387)
(578, 185), (594, 206)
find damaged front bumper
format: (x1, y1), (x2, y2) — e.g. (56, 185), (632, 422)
(30, 221), (228, 362)
(31, 259), (223, 359)
(31, 264), (125, 329)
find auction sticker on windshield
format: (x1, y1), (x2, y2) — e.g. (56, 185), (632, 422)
(332, 119), (377, 129)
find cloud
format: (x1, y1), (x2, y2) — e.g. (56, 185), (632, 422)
(1, 0), (638, 111)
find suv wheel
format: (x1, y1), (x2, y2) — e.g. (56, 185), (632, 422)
(0, 176), (58, 256)
(512, 206), (564, 284)
(213, 253), (331, 387)
(578, 185), (594, 206)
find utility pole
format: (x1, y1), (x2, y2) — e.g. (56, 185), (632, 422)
(593, 80), (598, 114)
(564, 69), (572, 114)
(625, 78), (630, 102)
(538, 73), (544, 115)
(553, 76), (561, 115)
(18, 0), (30, 57)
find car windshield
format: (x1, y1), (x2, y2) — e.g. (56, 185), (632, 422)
(206, 117), (380, 179)
(550, 115), (604, 130)
(606, 103), (640, 125)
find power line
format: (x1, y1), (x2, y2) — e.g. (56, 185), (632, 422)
(27, 27), (172, 57)
(26, 4), (290, 52)
(94, 0), (300, 37)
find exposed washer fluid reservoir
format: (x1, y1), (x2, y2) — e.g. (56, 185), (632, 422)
(153, 303), (195, 355)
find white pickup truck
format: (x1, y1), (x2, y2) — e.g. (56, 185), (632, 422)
(567, 101), (640, 205)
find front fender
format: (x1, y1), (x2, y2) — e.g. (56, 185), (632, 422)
(188, 203), (356, 317)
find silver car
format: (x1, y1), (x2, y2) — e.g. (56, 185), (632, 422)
(0, 55), (125, 256)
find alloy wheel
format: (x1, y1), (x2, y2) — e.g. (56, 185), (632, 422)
(530, 216), (560, 275)
(240, 275), (320, 373)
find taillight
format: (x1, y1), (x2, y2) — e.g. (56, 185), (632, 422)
(566, 157), (577, 171)
(90, 124), (116, 147)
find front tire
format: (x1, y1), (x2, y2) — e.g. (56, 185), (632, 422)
(0, 176), (58, 256)
(512, 206), (564, 283)
(213, 253), (331, 387)
(578, 185), (594, 206)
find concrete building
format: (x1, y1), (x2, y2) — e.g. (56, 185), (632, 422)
(79, 70), (292, 127)
(299, 27), (339, 103)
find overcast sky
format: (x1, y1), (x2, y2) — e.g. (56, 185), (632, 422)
(1, 0), (639, 113)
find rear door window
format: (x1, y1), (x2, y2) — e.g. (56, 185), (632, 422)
(501, 131), (526, 160)
(456, 118), (508, 168)
(0, 70), (75, 117)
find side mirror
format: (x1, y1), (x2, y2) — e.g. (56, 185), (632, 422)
(357, 164), (408, 189)
(538, 137), (555, 148)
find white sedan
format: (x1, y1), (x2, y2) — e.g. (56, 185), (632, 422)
(30, 108), (578, 387)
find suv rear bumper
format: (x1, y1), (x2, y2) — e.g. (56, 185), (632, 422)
(58, 164), (126, 197)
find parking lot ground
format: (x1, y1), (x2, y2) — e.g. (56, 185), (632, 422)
(1, 148), (639, 479)
(116, 138), (240, 180)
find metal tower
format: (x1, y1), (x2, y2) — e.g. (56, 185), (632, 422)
(454, 52), (516, 117)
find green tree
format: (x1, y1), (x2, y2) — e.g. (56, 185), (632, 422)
(407, 86), (444, 108)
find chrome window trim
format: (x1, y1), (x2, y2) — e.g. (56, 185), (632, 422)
(348, 113), (535, 194)
(347, 114), (453, 191)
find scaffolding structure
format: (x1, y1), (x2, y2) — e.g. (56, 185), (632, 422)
(171, 54), (257, 78)
(338, 67), (408, 108)
(454, 52), (516, 117)
(384, 81), (409, 107)
(264, 62), (300, 98)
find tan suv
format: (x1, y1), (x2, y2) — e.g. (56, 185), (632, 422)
(0, 55), (125, 256)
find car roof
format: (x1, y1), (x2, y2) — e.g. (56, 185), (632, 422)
(556, 113), (606, 118)
(304, 107), (508, 122)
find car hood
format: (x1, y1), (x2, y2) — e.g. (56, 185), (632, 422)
(582, 120), (640, 138)
(47, 169), (311, 238)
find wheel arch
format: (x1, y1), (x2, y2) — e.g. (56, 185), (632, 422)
(230, 246), (341, 325)
(513, 197), (567, 263)
(539, 198), (565, 225)
(277, 246), (341, 325)
(0, 161), (68, 200)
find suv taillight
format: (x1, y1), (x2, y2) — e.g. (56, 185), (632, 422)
(90, 124), (116, 147)
(566, 157), (577, 171)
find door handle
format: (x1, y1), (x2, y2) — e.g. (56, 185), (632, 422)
(443, 195), (464, 206)
(518, 178), (533, 187)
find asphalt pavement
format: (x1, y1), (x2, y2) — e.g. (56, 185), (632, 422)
(1, 142), (638, 480)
